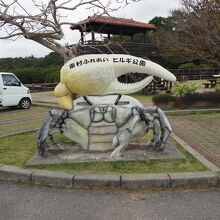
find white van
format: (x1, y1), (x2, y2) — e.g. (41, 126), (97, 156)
(0, 72), (32, 109)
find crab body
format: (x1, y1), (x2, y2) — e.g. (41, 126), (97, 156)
(61, 95), (146, 152)
(37, 95), (172, 158)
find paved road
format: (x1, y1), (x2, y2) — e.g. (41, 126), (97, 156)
(0, 182), (219, 220)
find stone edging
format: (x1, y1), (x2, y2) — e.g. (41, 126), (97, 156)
(0, 164), (219, 189)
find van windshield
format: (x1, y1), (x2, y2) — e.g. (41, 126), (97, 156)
(2, 74), (21, 86)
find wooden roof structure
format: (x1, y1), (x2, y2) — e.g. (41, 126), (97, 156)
(70, 15), (156, 36)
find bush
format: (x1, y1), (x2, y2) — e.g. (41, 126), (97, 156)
(215, 79), (220, 92)
(153, 92), (220, 109)
(171, 82), (199, 98)
(178, 62), (197, 69)
(183, 92), (220, 104)
(14, 67), (60, 84)
(178, 62), (213, 69)
(152, 94), (176, 104)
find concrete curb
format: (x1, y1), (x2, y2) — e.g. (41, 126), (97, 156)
(0, 165), (35, 183)
(31, 170), (73, 187)
(74, 174), (121, 189)
(168, 172), (217, 187)
(121, 173), (170, 189)
(0, 165), (219, 189)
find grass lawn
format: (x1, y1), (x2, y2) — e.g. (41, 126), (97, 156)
(0, 106), (50, 137)
(0, 132), (207, 174)
(129, 93), (153, 104)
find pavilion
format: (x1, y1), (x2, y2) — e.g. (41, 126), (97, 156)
(70, 15), (157, 60)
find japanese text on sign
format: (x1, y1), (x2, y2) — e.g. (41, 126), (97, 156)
(69, 57), (146, 69)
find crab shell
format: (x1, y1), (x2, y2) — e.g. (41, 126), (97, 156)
(55, 54), (176, 109)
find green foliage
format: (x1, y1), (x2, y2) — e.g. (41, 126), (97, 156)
(0, 52), (63, 83)
(215, 79), (220, 92)
(178, 62), (214, 69)
(178, 62), (198, 69)
(152, 94), (175, 104)
(153, 92), (220, 107)
(147, 0), (220, 68)
(14, 67), (60, 84)
(171, 82), (199, 98)
(183, 92), (220, 103)
(109, 32), (151, 44)
(149, 16), (173, 31)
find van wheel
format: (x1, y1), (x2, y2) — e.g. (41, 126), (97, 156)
(20, 98), (31, 109)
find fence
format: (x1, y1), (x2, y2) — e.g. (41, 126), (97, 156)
(169, 69), (220, 81)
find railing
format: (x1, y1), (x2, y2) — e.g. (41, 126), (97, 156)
(74, 41), (159, 59)
(169, 69), (220, 81)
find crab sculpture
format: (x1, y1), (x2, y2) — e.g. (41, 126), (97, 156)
(37, 54), (176, 159)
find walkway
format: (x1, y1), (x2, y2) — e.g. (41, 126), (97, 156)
(169, 114), (220, 168)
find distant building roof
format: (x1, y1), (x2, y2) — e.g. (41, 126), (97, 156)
(70, 15), (156, 35)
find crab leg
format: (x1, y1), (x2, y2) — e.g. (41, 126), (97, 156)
(110, 108), (141, 159)
(37, 109), (67, 157)
(141, 107), (172, 150)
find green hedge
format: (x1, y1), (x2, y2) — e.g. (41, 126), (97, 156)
(14, 67), (60, 84)
(183, 92), (220, 103)
(216, 79), (220, 92)
(153, 92), (220, 105)
(152, 94), (176, 104)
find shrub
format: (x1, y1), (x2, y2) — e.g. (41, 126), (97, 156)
(153, 92), (220, 108)
(215, 79), (220, 92)
(171, 82), (199, 98)
(152, 94), (176, 104)
(183, 92), (220, 103)
(178, 62), (213, 69)
(14, 67), (60, 84)
(178, 62), (197, 69)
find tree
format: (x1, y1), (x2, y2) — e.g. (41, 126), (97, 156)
(153, 0), (220, 67)
(0, 0), (140, 62)
(149, 16), (173, 32)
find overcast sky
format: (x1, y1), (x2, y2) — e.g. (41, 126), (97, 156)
(0, 0), (180, 58)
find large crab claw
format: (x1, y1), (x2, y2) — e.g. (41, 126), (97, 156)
(55, 54), (176, 109)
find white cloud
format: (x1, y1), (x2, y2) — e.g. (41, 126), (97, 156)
(0, 0), (180, 58)
(0, 38), (52, 58)
(114, 0), (180, 22)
